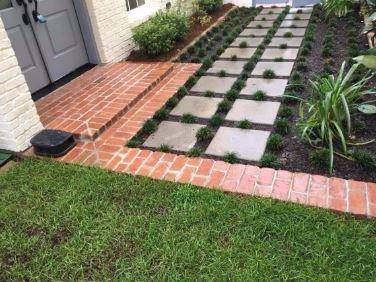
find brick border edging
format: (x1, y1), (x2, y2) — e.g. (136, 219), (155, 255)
(103, 149), (375, 218)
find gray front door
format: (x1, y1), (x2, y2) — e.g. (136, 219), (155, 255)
(0, 0), (88, 93)
(0, 0), (50, 93)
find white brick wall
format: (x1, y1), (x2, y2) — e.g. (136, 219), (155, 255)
(84, 0), (192, 63)
(0, 18), (43, 152)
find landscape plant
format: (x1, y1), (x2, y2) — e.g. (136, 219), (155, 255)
(298, 61), (375, 172)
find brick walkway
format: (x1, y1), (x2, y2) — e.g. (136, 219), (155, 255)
(31, 61), (376, 218)
(36, 62), (173, 140)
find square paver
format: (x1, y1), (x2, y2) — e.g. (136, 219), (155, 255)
(268, 37), (303, 47)
(254, 13), (279, 20)
(219, 47), (256, 59)
(205, 127), (270, 161)
(239, 29), (268, 37)
(252, 61), (294, 77)
(230, 37), (264, 48)
(285, 13), (311, 20)
(143, 121), (203, 152)
(247, 21), (274, 28)
(240, 78), (288, 97)
(226, 99), (280, 125)
(170, 96), (223, 119)
(191, 76), (236, 94)
(260, 8), (284, 14)
(281, 20), (309, 27)
(289, 7), (312, 13)
(261, 48), (299, 60)
(275, 28), (306, 37)
(207, 60), (246, 75)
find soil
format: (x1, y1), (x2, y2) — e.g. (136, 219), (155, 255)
(272, 6), (376, 182)
(126, 4), (234, 62)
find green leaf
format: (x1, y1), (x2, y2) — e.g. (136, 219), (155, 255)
(353, 55), (376, 69)
(358, 104), (376, 114)
(365, 47), (376, 56)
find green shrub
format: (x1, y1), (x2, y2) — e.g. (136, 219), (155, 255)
(214, 34), (223, 42)
(187, 147), (203, 157)
(142, 119), (158, 134)
(158, 144), (173, 153)
(218, 99), (232, 112)
(253, 90), (266, 101)
(166, 97), (179, 108)
(218, 70), (227, 77)
(260, 153), (280, 169)
(204, 90), (215, 97)
(296, 62), (308, 72)
(126, 138), (142, 148)
(279, 43), (288, 49)
(209, 114), (223, 127)
(239, 41), (248, 48)
(282, 92), (299, 104)
(266, 134), (284, 151)
(263, 69), (276, 78)
(309, 149), (330, 168)
(283, 32), (293, 38)
(275, 118), (290, 135)
(202, 58), (213, 69)
(196, 126), (214, 141)
(279, 106), (293, 118)
(133, 10), (188, 56)
(238, 119), (252, 129)
(225, 89), (239, 101)
(187, 46), (196, 54)
(224, 152), (238, 163)
(299, 62), (372, 173)
(181, 113), (198, 123)
(196, 0), (223, 13)
(185, 76), (198, 88)
(274, 57), (284, 62)
(352, 150), (376, 169)
(153, 108), (168, 120)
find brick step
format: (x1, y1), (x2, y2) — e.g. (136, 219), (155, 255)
(36, 62), (174, 140)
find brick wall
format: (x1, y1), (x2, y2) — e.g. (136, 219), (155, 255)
(0, 18), (43, 152)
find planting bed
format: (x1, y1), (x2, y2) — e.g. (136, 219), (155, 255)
(268, 5), (376, 182)
(125, 5), (375, 182)
(127, 4), (234, 62)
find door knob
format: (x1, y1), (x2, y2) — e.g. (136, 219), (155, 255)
(30, 0), (47, 23)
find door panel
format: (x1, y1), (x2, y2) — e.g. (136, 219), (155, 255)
(0, 0), (50, 93)
(28, 0), (88, 82)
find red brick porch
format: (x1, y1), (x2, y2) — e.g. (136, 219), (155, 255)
(31, 62), (376, 218)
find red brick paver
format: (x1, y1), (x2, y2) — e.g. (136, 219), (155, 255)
(36, 62), (174, 140)
(29, 61), (376, 218)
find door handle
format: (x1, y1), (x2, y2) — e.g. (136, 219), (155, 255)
(29, 0), (46, 23)
(19, 0), (30, 25)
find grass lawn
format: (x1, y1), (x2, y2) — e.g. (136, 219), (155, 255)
(0, 159), (375, 280)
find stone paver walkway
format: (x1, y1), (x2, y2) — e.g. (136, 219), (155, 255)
(29, 7), (376, 218)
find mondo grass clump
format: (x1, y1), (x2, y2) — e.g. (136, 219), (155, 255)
(196, 126), (214, 141)
(352, 150), (376, 169)
(209, 114), (224, 127)
(224, 152), (238, 164)
(142, 119), (158, 134)
(263, 69), (276, 79)
(260, 153), (280, 169)
(158, 144), (173, 153)
(187, 147), (203, 157)
(180, 113), (198, 124)
(274, 118), (290, 135)
(266, 134), (284, 151)
(238, 119), (252, 129)
(126, 137), (142, 148)
(253, 90), (266, 101)
(153, 108), (169, 120)
(309, 148), (331, 169)
(218, 99), (232, 112)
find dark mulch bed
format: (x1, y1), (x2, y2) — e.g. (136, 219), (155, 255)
(126, 4), (234, 62)
(273, 6), (376, 182)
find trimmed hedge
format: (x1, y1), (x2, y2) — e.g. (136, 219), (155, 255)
(133, 10), (189, 56)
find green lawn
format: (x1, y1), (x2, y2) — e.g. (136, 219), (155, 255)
(0, 159), (375, 280)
